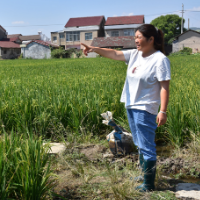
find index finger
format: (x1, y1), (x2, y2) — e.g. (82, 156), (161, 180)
(81, 43), (88, 48)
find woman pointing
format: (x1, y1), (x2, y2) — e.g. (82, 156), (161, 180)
(81, 24), (170, 192)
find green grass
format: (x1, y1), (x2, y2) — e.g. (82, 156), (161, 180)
(157, 55), (200, 146)
(0, 56), (200, 146)
(0, 56), (199, 199)
(0, 58), (127, 137)
(0, 131), (56, 199)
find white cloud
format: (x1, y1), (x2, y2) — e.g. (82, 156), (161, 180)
(112, 12), (134, 17)
(190, 6), (200, 11)
(121, 12), (134, 16)
(12, 21), (25, 24)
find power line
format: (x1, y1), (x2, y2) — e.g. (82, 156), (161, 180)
(145, 10), (180, 16)
(184, 10), (200, 12)
(3, 24), (64, 28)
(2, 10), (200, 28)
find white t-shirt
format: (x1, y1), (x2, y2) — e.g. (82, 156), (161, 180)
(120, 49), (171, 115)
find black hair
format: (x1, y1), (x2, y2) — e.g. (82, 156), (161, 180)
(136, 24), (165, 54)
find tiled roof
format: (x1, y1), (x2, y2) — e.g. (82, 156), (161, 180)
(0, 41), (21, 48)
(65, 16), (105, 27)
(91, 36), (136, 48)
(174, 29), (200, 40)
(105, 15), (144, 26)
(7, 34), (22, 38)
(1, 37), (21, 42)
(19, 35), (41, 41)
(66, 45), (81, 49)
(0, 25), (6, 32)
(26, 40), (59, 47)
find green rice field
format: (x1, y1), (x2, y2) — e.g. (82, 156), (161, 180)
(0, 56), (200, 146)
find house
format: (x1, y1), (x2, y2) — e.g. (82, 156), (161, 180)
(20, 40), (58, 59)
(7, 34), (22, 39)
(8, 32), (50, 43)
(104, 15), (144, 38)
(172, 30), (200, 53)
(0, 25), (7, 40)
(0, 26), (21, 59)
(0, 29), (52, 59)
(51, 16), (105, 50)
(91, 15), (144, 50)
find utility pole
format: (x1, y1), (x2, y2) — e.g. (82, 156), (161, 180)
(181, 3), (184, 34)
(188, 18), (189, 30)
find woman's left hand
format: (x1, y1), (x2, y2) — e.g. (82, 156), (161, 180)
(156, 112), (167, 127)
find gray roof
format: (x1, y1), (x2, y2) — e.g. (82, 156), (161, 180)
(19, 35), (41, 41)
(91, 36), (136, 49)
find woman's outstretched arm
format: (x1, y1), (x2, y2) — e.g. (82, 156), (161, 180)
(81, 43), (126, 61)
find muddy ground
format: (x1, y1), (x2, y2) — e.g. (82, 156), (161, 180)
(52, 144), (200, 200)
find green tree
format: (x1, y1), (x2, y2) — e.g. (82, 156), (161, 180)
(151, 14), (187, 44)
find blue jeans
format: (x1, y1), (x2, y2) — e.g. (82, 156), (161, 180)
(127, 109), (157, 161)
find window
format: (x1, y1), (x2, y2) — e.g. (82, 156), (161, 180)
(3, 49), (7, 54)
(124, 29), (135, 36)
(111, 31), (119, 37)
(53, 36), (57, 41)
(59, 33), (64, 39)
(66, 31), (80, 41)
(85, 32), (92, 40)
(15, 49), (21, 54)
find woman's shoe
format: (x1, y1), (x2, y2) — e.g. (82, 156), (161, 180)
(134, 154), (144, 182)
(135, 159), (156, 192)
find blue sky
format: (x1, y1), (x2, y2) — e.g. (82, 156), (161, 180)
(1, 0), (200, 38)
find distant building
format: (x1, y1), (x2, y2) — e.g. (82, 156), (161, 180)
(20, 40), (58, 59)
(8, 31), (50, 43)
(0, 26), (21, 59)
(0, 25), (7, 40)
(104, 15), (144, 38)
(91, 15), (144, 50)
(172, 30), (200, 53)
(51, 16), (105, 50)
(0, 28), (53, 59)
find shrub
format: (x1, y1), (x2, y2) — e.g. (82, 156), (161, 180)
(51, 47), (65, 58)
(180, 47), (192, 54)
(169, 51), (188, 56)
(75, 50), (82, 58)
(169, 47), (193, 56)
(18, 53), (23, 59)
(51, 47), (78, 59)
(65, 48), (76, 58)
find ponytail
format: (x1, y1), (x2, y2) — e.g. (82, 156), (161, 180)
(155, 29), (165, 54)
(136, 24), (165, 54)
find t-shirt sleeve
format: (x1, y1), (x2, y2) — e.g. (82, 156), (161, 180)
(122, 50), (132, 64)
(156, 57), (171, 81)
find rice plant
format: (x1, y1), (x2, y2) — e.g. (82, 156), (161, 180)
(0, 58), (127, 137)
(0, 131), (56, 199)
(0, 56), (200, 146)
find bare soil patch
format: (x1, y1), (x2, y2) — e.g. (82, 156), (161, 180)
(52, 144), (200, 200)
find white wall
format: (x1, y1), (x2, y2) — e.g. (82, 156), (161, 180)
(22, 42), (51, 59)
(172, 31), (200, 53)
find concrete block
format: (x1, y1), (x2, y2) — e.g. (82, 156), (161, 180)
(176, 183), (200, 200)
(44, 143), (66, 154)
